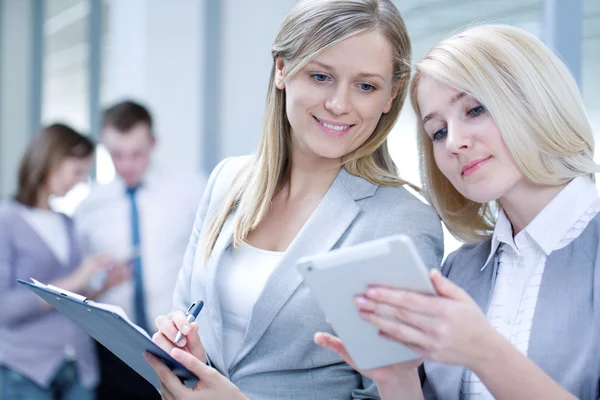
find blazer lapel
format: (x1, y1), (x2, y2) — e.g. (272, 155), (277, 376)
(527, 244), (593, 376)
(201, 212), (235, 375)
(228, 169), (371, 370)
(62, 215), (80, 269)
(11, 202), (64, 271)
(425, 244), (498, 400)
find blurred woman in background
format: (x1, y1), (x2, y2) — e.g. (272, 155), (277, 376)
(0, 123), (129, 399)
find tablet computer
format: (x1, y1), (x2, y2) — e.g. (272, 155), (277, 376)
(297, 234), (436, 370)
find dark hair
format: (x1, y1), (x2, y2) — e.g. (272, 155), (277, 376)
(15, 123), (95, 207)
(102, 100), (153, 135)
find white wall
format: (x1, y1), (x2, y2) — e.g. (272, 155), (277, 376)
(218, 0), (297, 158)
(0, 0), (36, 198)
(103, 0), (205, 178)
(582, 0), (600, 141)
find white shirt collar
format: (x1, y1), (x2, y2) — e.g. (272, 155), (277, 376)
(482, 176), (598, 270)
(526, 176), (598, 254)
(482, 209), (511, 270)
(111, 164), (160, 192)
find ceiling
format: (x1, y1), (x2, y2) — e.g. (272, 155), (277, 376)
(43, 0), (598, 67)
(41, 0), (599, 110)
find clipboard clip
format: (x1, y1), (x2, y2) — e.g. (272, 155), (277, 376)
(46, 284), (89, 303)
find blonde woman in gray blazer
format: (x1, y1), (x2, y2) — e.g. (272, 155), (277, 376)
(143, 1), (444, 399)
(318, 25), (600, 399)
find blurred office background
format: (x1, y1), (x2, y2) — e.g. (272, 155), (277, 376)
(0, 0), (598, 253)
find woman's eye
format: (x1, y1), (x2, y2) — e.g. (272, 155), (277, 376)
(312, 74), (329, 82)
(468, 105), (486, 117)
(432, 128), (447, 142)
(358, 83), (376, 92)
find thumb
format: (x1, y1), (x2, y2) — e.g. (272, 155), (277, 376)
(314, 332), (357, 370)
(430, 269), (470, 301)
(171, 347), (212, 380)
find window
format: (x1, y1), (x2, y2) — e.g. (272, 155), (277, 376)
(583, 0), (600, 146)
(42, 0), (92, 214)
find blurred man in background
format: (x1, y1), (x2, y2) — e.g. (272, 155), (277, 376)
(75, 100), (206, 400)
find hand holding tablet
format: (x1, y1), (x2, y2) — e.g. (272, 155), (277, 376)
(297, 234), (437, 370)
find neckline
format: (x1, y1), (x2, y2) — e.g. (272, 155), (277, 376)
(239, 241), (285, 256)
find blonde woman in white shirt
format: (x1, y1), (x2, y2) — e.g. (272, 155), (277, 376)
(317, 25), (600, 399)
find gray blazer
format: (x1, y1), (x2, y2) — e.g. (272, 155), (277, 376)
(422, 214), (600, 400)
(0, 200), (98, 388)
(173, 156), (444, 400)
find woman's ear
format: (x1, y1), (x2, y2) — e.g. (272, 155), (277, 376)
(274, 57), (286, 90)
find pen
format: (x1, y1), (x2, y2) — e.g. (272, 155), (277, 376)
(174, 300), (204, 345)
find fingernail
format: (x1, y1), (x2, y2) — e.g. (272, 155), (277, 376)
(177, 337), (186, 347)
(181, 325), (190, 334)
(355, 296), (368, 305)
(143, 353), (150, 361)
(359, 312), (369, 321)
(367, 288), (378, 298)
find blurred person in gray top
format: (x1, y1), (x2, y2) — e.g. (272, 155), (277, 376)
(0, 124), (129, 400)
(74, 100), (207, 400)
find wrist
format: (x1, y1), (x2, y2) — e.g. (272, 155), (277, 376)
(54, 273), (85, 294)
(468, 329), (509, 375)
(232, 384), (249, 400)
(67, 273), (86, 293)
(376, 369), (422, 398)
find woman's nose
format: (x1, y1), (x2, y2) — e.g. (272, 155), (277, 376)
(325, 86), (352, 115)
(445, 122), (472, 153)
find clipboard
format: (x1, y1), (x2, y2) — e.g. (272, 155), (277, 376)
(18, 279), (199, 390)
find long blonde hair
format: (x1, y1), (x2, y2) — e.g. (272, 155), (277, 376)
(204, 0), (412, 259)
(411, 24), (600, 243)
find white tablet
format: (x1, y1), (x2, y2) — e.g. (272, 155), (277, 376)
(297, 234), (436, 370)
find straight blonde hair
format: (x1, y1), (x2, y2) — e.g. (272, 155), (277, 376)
(411, 24), (600, 243)
(203, 0), (412, 260)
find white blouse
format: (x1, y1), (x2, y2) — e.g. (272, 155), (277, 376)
(216, 242), (284, 368)
(20, 207), (70, 266)
(462, 176), (600, 399)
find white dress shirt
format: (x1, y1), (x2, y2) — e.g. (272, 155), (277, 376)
(462, 176), (600, 399)
(74, 166), (206, 333)
(217, 242), (284, 368)
(20, 207), (70, 266)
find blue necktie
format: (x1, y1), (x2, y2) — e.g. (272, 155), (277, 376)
(126, 186), (149, 332)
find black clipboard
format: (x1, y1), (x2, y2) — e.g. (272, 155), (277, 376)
(18, 279), (199, 390)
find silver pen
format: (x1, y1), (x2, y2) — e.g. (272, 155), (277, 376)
(174, 300), (204, 344)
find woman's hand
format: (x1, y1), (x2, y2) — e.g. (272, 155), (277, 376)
(357, 269), (497, 370)
(49, 254), (112, 295)
(73, 254), (113, 289)
(85, 257), (132, 299)
(314, 332), (423, 386)
(102, 259), (131, 290)
(145, 348), (248, 400)
(153, 311), (207, 364)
